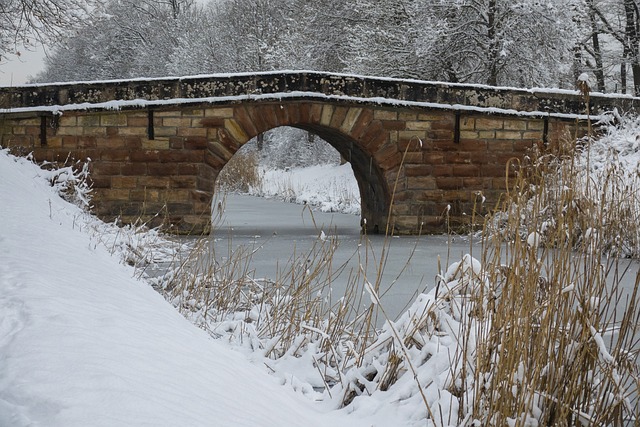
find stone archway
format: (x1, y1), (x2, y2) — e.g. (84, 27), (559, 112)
(203, 102), (395, 234)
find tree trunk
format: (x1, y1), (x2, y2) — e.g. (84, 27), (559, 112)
(486, 0), (499, 86)
(632, 62), (640, 95)
(621, 60), (627, 94)
(588, 4), (606, 92)
(257, 133), (264, 151)
(624, 0), (640, 95)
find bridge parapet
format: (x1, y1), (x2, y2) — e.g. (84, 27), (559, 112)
(0, 72), (624, 235)
(0, 71), (637, 119)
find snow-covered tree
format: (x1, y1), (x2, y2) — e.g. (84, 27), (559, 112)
(35, 0), (198, 82)
(426, 0), (579, 88)
(342, 0), (442, 79)
(0, 0), (101, 64)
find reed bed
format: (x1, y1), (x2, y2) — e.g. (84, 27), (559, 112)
(60, 115), (639, 425)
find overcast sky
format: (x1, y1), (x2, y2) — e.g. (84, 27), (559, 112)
(0, 46), (46, 86)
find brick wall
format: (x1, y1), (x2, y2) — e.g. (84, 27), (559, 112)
(0, 100), (586, 235)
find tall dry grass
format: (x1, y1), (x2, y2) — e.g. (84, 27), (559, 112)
(465, 138), (640, 425)
(156, 123), (639, 425)
(215, 149), (262, 193)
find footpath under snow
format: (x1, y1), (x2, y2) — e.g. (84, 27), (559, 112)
(0, 151), (369, 427)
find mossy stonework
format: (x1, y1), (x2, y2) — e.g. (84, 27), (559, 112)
(0, 71), (622, 234)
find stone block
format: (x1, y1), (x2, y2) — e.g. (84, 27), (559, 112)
(162, 117), (192, 127)
(102, 188), (131, 200)
(101, 150), (132, 162)
(142, 139), (170, 150)
(373, 110), (398, 121)
(495, 130), (524, 140)
(130, 189), (161, 202)
(118, 127), (147, 136)
(138, 176), (170, 189)
(126, 116), (148, 127)
(460, 117), (475, 130)
(183, 137), (208, 150)
(204, 107), (234, 118)
(527, 120), (545, 130)
(475, 117), (504, 130)
(121, 163), (147, 175)
(59, 116), (77, 127)
(57, 126), (82, 136)
(170, 176), (198, 188)
(158, 150), (203, 163)
(320, 104), (334, 126)
(398, 130), (426, 141)
(330, 106), (348, 128)
(503, 120), (527, 130)
(224, 118), (249, 142)
(92, 162), (121, 176)
(340, 108), (363, 133)
(100, 114), (127, 126)
(452, 164), (480, 177)
(406, 176), (437, 190)
(381, 120), (405, 131)
(436, 177), (463, 190)
(177, 127), (207, 137)
(488, 140), (514, 152)
(399, 112), (417, 121)
(129, 150), (158, 162)
(46, 136), (63, 148)
(155, 126), (177, 137)
(83, 127), (106, 136)
(78, 115), (101, 127)
(406, 121), (432, 131)
(478, 131), (496, 139)
(111, 176), (137, 189)
(148, 163), (178, 176)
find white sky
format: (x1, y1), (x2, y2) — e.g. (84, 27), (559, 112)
(0, 45), (46, 86)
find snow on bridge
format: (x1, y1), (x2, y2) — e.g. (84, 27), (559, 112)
(0, 71), (635, 234)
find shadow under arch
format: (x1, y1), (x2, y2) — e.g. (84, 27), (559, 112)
(290, 123), (390, 234)
(210, 122), (392, 235)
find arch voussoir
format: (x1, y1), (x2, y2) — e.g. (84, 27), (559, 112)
(329, 106), (349, 129)
(233, 105), (260, 139)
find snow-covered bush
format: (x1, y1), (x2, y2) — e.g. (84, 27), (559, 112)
(160, 114), (640, 425)
(487, 114), (640, 258)
(32, 154), (93, 209)
(257, 127), (340, 170)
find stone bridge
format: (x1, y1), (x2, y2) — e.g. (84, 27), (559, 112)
(0, 71), (636, 234)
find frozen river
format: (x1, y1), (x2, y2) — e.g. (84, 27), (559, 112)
(198, 194), (640, 322)
(205, 194), (480, 320)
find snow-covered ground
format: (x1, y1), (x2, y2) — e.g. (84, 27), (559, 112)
(250, 163), (361, 215)
(0, 151), (372, 427)
(2, 111), (639, 426)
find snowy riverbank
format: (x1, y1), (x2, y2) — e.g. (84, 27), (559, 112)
(2, 111), (639, 425)
(0, 151), (371, 427)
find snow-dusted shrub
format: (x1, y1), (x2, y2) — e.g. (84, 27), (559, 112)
(159, 111), (640, 424)
(487, 113), (640, 258)
(31, 154), (93, 209)
(258, 127), (340, 170)
(215, 146), (262, 193)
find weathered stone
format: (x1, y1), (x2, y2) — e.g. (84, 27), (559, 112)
(0, 73), (599, 235)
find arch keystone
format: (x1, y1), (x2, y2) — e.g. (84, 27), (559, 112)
(320, 105), (335, 126)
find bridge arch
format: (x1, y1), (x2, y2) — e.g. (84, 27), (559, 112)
(205, 102), (393, 234)
(0, 71), (602, 235)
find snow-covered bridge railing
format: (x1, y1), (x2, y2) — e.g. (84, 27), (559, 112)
(0, 71), (635, 234)
(0, 71), (637, 118)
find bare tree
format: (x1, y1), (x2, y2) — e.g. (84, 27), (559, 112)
(0, 0), (102, 62)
